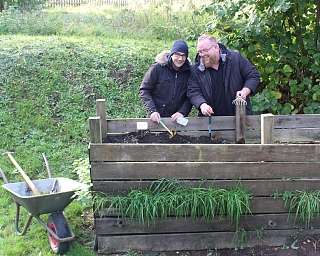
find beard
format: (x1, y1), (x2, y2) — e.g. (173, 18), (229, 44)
(201, 53), (219, 68)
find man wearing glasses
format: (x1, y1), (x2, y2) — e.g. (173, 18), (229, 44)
(140, 40), (192, 123)
(187, 34), (260, 116)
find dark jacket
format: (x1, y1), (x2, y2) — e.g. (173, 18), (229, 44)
(140, 51), (192, 117)
(187, 44), (260, 115)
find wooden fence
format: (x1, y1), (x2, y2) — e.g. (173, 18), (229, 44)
(47, 0), (128, 7)
(89, 99), (320, 254)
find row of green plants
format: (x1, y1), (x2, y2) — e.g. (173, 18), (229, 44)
(93, 179), (320, 229)
(94, 179), (252, 229)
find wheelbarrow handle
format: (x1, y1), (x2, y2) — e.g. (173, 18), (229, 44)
(42, 153), (52, 178)
(5, 152), (40, 195)
(0, 168), (9, 184)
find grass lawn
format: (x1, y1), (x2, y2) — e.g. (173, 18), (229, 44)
(0, 33), (170, 255)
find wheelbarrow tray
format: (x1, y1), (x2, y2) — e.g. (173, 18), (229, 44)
(2, 177), (84, 216)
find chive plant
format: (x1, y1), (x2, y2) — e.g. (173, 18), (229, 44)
(94, 179), (252, 229)
(281, 190), (320, 227)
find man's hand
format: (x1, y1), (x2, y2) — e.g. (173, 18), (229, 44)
(150, 112), (161, 123)
(171, 112), (184, 122)
(236, 87), (251, 100)
(200, 103), (214, 116)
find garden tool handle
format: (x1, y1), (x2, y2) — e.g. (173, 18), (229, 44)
(208, 116), (212, 137)
(0, 168), (9, 183)
(42, 153), (52, 178)
(5, 152), (40, 195)
(159, 120), (174, 137)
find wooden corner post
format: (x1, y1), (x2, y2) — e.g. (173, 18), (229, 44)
(261, 113), (274, 144)
(96, 99), (107, 139)
(89, 117), (102, 143)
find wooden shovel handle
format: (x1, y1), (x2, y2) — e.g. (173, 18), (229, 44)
(6, 153), (40, 195)
(159, 120), (174, 137)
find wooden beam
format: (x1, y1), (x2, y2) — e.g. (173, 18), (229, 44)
(96, 99), (107, 138)
(90, 162), (320, 180)
(96, 229), (320, 253)
(261, 113), (274, 144)
(273, 128), (320, 143)
(89, 117), (102, 143)
(106, 116), (260, 133)
(274, 114), (320, 128)
(89, 144), (320, 162)
(95, 213), (320, 235)
(235, 102), (246, 144)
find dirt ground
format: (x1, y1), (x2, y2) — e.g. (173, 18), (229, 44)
(104, 131), (229, 144)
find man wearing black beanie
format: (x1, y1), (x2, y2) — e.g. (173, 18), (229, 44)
(140, 40), (192, 123)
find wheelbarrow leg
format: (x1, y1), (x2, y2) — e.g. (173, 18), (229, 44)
(15, 202), (33, 236)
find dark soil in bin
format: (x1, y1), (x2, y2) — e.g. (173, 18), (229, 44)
(103, 131), (229, 144)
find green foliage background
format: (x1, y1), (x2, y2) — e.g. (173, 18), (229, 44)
(202, 0), (320, 114)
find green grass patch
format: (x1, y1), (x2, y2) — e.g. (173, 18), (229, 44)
(95, 179), (252, 229)
(279, 190), (320, 228)
(0, 4), (209, 40)
(0, 34), (182, 255)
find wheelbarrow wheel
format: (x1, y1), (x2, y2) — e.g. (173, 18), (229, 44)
(47, 212), (71, 254)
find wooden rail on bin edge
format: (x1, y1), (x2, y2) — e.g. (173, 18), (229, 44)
(89, 99), (320, 144)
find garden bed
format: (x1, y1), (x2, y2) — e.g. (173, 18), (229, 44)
(89, 99), (320, 255)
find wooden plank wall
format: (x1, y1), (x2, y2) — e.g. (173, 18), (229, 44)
(90, 143), (320, 254)
(90, 113), (320, 254)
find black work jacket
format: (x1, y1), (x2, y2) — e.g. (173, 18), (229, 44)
(139, 52), (192, 117)
(187, 44), (260, 115)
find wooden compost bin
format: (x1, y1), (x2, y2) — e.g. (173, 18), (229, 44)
(89, 99), (320, 255)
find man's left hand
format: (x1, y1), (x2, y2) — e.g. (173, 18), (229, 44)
(236, 87), (251, 99)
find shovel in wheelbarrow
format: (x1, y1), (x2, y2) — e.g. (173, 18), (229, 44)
(0, 154), (85, 254)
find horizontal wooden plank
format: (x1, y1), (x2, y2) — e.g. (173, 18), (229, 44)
(106, 116), (260, 133)
(96, 197), (288, 217)
(274, 128), (320, 143)
(95, 214), (320, 235)
(89, 144), (320, 162)
(274, 114), (320, 129)
(90, 162), (320, 180)
(97, 229), (320, 253)
(93, 179), (320, 196)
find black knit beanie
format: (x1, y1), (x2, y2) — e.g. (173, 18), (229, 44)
(170, 40), (189, 58)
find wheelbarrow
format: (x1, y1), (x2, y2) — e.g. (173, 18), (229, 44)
(0, 166), (85, 254)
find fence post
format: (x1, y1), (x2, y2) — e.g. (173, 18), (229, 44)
(261, 113), (274, 144)
(96, 99), (107, 139)
(89, 117), (102, 143)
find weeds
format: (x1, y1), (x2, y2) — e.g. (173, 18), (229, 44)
(94, 179), (252, 229)
(281, 190), (320, 227)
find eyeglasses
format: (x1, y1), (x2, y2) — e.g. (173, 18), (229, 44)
(172, 52), (187, 59)
(197, 44), (216, 55)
